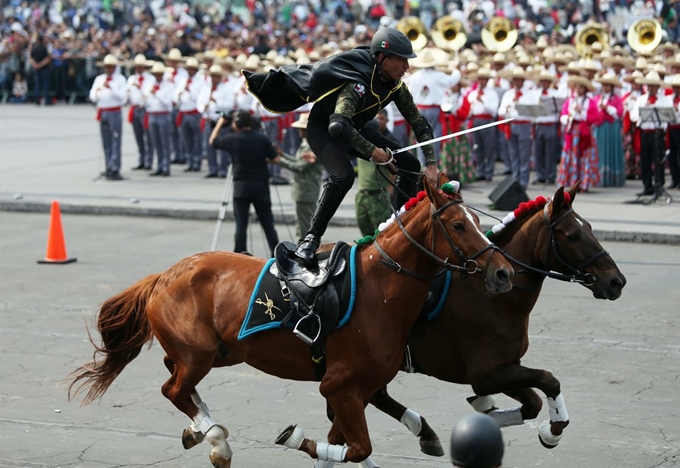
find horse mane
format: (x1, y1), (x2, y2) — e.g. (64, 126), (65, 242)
(485, 192), (573, 245)
(355, 183), (463, 248)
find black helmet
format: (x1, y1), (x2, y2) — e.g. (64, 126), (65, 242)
(450, 414), (504, 468)
(370, 27), (417, 59)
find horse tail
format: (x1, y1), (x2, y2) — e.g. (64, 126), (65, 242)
(68, 273), (161, 405)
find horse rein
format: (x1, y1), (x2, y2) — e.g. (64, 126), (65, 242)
(493, 200), (608, 286)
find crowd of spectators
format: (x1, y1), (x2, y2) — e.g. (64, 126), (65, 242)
(1, 0), (679, 104)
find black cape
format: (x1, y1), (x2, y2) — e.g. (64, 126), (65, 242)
(243, 47), (376, 114)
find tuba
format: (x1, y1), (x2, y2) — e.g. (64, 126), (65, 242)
(396, 16), (428, 52)
(627, 19), (662, 54)
(481, 17), (518, 53)
(575, 22), (610, 57)
(431, 16), (467, 52)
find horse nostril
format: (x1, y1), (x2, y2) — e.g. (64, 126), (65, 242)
(495, 268), (511, 283)
(610, 277), (623, 291)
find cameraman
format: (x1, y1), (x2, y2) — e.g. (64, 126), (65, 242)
(209, 110), (279, 256)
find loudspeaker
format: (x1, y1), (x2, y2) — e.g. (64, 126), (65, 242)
(488, 176), (529, 211)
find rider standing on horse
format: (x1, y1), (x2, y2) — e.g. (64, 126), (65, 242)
(244, 28), (440, 267)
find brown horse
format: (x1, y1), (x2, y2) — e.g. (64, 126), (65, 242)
(341, 184), (627, 458)
(68, 177), (514, 468)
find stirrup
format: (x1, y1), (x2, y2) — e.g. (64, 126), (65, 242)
(293, 311), (322, 345)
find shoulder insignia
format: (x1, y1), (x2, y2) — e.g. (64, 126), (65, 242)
(354, 83), (366, 97)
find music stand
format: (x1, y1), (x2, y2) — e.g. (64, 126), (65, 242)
(636, 106), (676, 205)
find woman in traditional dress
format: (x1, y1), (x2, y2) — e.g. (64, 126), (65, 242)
(594, 72), (625, 187)
(557, 75), (601, 191)
(440, 71), (475, 182)
(622, 71), (644, 180)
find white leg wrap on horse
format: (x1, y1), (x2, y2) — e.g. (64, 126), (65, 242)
(547, 394), (569, 422)
(313, 460), (335, 468)
(192, 413), (219, 435)
(539, 420), (562, 446)
(358, 457), (380, 467)
(487, 407), (524, 427)
(282, 425), (305, 450)
(315, 442), (348, 462)
(400, 409), (423, 436)
(468, 395), (497, 413)
(191, 393), (210, 413)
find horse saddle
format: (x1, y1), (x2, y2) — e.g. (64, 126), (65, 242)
(270, 241), (351, 345)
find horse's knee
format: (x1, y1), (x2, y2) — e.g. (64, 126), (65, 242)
(345, 443), (372, 464)
(539, 371), (561, 398)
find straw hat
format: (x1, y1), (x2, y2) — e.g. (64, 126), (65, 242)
(653, 63), (668, 76)
(130, 53), (153, 68)
(184, 57), (200, 69)
(623, 70), (644, 83)
(464, 62), (479, 74)
(195, 50), (217, 61)
(291, 112), (310, 129)
(550, 52), (569, 65)
(536, 36), (549, 49)
(507, 67), (529, 81)
(656, 41), (680, 55)
(207, 64), (226, 76)
(296, 55), (311, 65)
(536, 70), (558, 83)
(567, 75), (595, 92)
(150, 61), (167, 75)
(265, 49), (279, 61)
(96, 54), (119, 67)
(491, 52), (507, 64)
(308, 50), (321, 62)
(636, 70), (667, 87)
(411, 48), (444, 69)
(670, 74), (680, 87)
(635, 57), (648, 71)
(579, 58), (600, 72)
(216, 56), (235, 70)
(667, 53), (680, 69)
(602, 56), (634, 69)
(242, 55), (261, 71)
(235, 53), (248, 65)
(163, 48), (183, 62)
(471, 68), (493, 81)
(595, 72), (622, 87)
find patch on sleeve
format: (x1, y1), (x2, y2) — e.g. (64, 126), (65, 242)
(354, 83), (366, 97)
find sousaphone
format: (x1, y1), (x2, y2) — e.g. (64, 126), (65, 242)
(627, 18), (663, 54)
(481, 17), (518, 53)
(396, 16), (428, 52)
(431, 16), (467, 52)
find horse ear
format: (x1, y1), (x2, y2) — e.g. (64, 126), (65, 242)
(550, 186), (565, 217)
(568, 181), (580, 202)
(437, 171), (450, 187)
(424, 176), (447, 208)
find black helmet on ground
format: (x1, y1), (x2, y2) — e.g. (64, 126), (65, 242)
(450, 413), (504, 468)
(370, 27), (417, 59)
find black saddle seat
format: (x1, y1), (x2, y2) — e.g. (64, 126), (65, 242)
(273, 241), (348, 289)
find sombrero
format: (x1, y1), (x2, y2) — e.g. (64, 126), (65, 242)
(96, 54), (119, 67)
(567, 75), (595, 92)
(595, 72), (622, 87)
(636, 70), (667, 87)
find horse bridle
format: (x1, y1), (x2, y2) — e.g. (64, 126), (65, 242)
(373, 196), (501, 281)
(496, 200), (608, 286)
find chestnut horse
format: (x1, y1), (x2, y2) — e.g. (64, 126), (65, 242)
(68, 177), (514, 468)
(344, 184), (627, 460)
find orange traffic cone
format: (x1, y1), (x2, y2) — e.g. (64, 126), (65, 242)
(38, 201), (77, 264)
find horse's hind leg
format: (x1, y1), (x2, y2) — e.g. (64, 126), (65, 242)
(160, 352), (232, 468)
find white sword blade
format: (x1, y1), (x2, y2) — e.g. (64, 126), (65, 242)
(392, 118), (516, 155)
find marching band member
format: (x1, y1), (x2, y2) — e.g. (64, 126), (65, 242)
(630, 71), (672, 196)
(668, 74), (680, 189)
(127, 54), (154, 171)
(622, 71), (644, 179)
(196, 64), (235, 179)
(557, 75), (600, 192)
(498, 68), (538, 189)
(409, 48), (456, 164)
(468, 68), (499, 182)
(145, 62), (175, 177)
(174, 57), (205, 172)
(163, 48), (188, 164)
(440, 70), (475, 182)
(533, 71), (560, 185)
(89, 54), (126, 181)
(594, 73), (625, 187)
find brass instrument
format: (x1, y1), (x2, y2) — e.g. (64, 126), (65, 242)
(431, 16), (467, 52)
(396, 16), (428, 52)
(627, 19), (662, 54)
(481, 17), (518, 53)
(575, 22), (610, 58)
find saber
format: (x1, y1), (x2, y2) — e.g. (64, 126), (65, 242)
(390, 118), (515, 155)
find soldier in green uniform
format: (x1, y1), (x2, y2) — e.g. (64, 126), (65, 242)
(273, 113), (324, 241)
(245, 27), (440, 267)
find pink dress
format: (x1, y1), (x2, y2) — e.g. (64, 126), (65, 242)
(557, 95), (601, 191)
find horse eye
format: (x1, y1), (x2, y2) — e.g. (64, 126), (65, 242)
(566, 233), (580, 241)
(452, 222), (465, 232)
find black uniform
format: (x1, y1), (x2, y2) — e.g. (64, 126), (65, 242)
(213, 128), (279, 256)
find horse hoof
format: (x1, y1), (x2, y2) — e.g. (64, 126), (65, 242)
(419, 438), (445, 457)
(538, 420), (561, 449)
(209, 453), (232, 468)
(275, 424), (305, 449)
(182, 427), (205, 450)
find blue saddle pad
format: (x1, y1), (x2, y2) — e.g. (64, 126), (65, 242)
(238, 245), (357, 340)
(419, 270), (452, 322)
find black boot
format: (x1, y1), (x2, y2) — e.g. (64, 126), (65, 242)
(295, 184), (347, 268)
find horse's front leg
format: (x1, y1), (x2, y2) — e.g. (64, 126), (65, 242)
(468, 363), (570, 449)
(370, 387), (444, 457)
